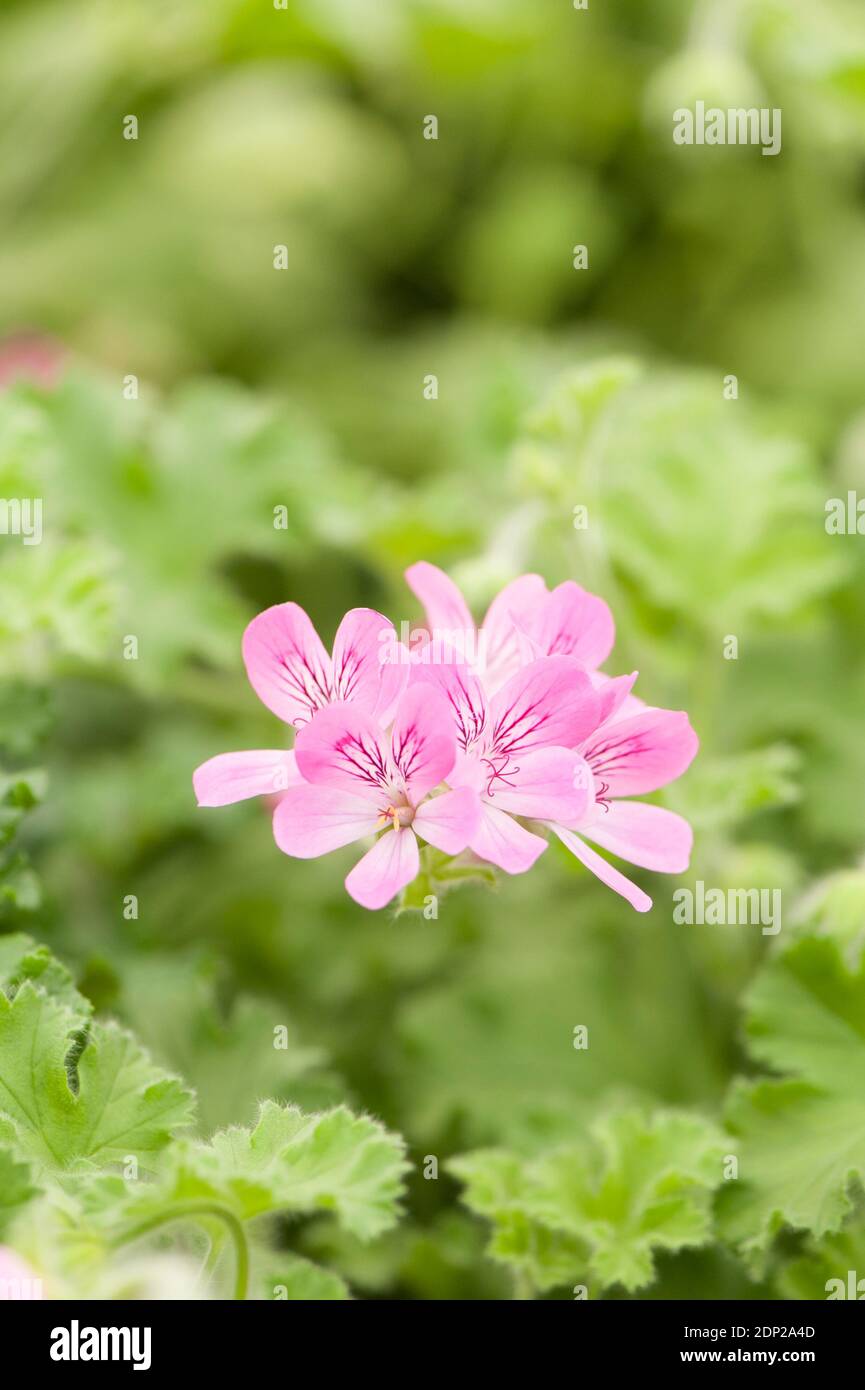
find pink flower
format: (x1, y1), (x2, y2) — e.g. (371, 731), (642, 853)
(0, 1246), (42, 1299)
(550, 698), (699, 913)
(405, 562), (614, 692)
(272, 686), (481, 909)
(193, 604), (407, 808)
(192, 567), (699, 914)
(412, 652), (599, 874)
(510, 577), (616, 672)
(0, 332), (65, 390)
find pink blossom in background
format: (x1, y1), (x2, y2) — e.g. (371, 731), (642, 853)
(0, 332), (65, 390)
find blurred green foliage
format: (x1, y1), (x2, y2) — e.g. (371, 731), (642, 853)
(2, 0), (865, 1299)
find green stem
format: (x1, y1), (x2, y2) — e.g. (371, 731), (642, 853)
(111, 1200), (250, 1300)
(201, 1234), (224, 1285)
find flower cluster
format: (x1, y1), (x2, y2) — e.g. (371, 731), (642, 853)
(193, 563), (698, 912)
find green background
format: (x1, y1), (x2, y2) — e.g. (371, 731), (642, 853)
(2, 0), (865, 1300)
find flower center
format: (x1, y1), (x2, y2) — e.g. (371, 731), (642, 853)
(380, 798), (415, 830)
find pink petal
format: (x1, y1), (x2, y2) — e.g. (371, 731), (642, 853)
(405, 562), (474, 639)
(484, 747), (592, 822)
(551, 824), (652, 912)
(597, 679), (647, 727)
(242, 603), (333, 726)
(294, 703), (389, 801)
(579, 800), (693, 874)
(592, 670), (638, 726)
(331, 608), (407, 719)
(470, 804), (548, 874)
(413, 786), (481, 854)
(409, 653), (487, 753)
(531, 581), (615, 669)
(390, 685), (456, 801)
(446, 748), (489, 794)
(479, 573), (548, 690)
(580, 708), (698, 797)
(345, 827), (420, 909)
(487, 655), (600, 758)
(373, 652), (410, 726)
(273, 785), (381, 857)
(193, 750), (300, 806)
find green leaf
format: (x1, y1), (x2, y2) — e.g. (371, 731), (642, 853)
(0, 539), (117, 671)
(0, 932), (91, 1019)
(114, 954), (337, 1134)
(451, 1110), (726, 1294)
(0, 770), (45, 919)
(718, 936), (865, 1263)
(15, 375), (356, 683)
(448, 1150), (586, 1293)
(0, 982), (195, 1172)
(525, 358), (640, 445)
(263, 1256), (350, 1301)
(0, 1147), (37, 1237)
(792, 866), (865, 971)
(0, 854), (40, 917)
(668, 744), (801, 833)
(777, 1211), (865, 1300)
(0, 680), (54, 761)
(527, 369), (847, 635)
(396, 877), (730, 1149)
(0, 769), (46, 848)
(531, 1112), (726, 1292)
(113, 1101), (409, 1243)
